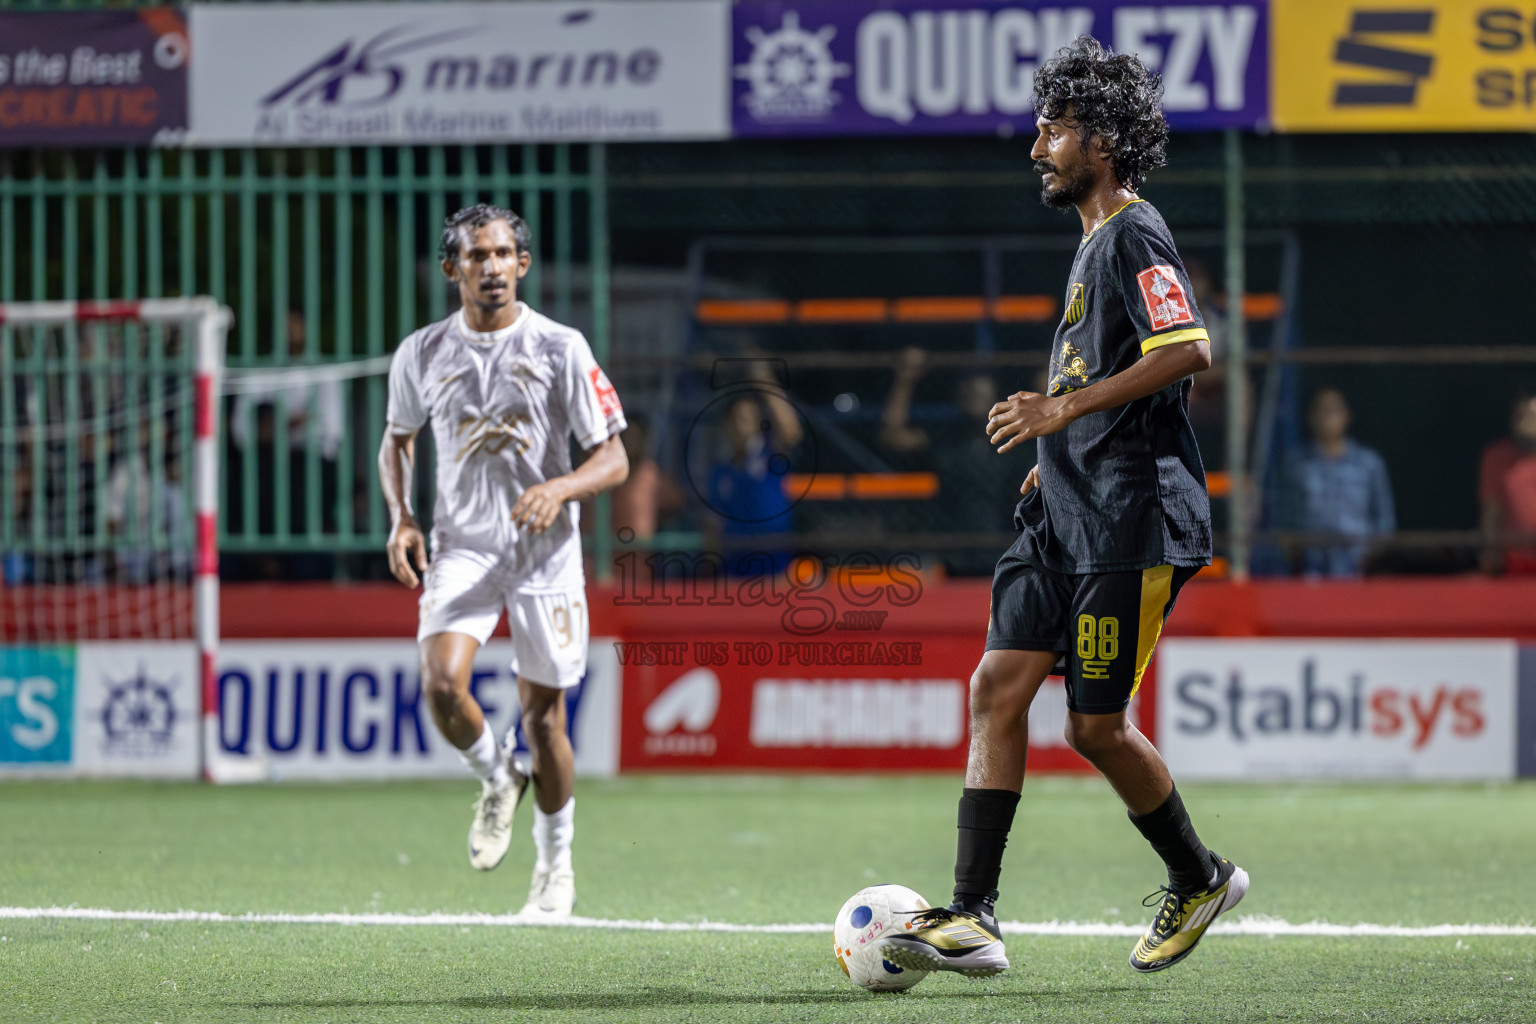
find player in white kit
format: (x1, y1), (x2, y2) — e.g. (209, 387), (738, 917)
(379, 204), (628, 917)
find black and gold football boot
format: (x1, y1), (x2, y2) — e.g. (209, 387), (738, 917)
(879, 906), (1010, 977)
(1129, 854), (1249, 973)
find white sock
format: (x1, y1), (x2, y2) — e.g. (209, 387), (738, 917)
(459, 720), (509, 789)
(533, 797), (574, 874)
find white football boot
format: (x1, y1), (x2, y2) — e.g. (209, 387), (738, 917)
(520, 866), (577, 918)
(467, 753), (529, 871)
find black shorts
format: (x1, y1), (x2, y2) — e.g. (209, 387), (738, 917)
(985, 550), (1200, 715)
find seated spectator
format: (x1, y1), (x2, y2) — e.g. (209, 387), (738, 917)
(1274, 387), (1395, 578)
(1479, 394), (1536, 576)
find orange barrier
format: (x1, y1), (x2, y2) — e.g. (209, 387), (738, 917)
(990, 295), (1058, 322)
(695, 299), (791, 324)
(891, 296), (988, 322)
(795, 298), (888, 323)
(783, 473), (939, 500)
(1242, 293), (1284, 319)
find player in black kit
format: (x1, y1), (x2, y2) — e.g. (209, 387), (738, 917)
(882, 37), (1248, 977)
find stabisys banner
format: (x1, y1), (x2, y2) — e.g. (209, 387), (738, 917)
(1156, 639), (1519, 781)
(731, 0), (1267, 138)
(0, 9), (189, 148)
(187, 1), (731, 146)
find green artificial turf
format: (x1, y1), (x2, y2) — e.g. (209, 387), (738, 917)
(2, 776), (1534, 1023)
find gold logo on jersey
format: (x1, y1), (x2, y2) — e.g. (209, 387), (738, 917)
(1049, 340), (1090, 396)
(455, 412), (531, 461)
(1065, 282), (1086, 325)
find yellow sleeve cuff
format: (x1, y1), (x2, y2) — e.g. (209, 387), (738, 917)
(1140, 327), (1210, 355)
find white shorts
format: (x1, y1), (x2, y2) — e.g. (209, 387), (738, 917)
(417, 549), (589, 689)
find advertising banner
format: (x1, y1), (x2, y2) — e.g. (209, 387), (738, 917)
(0, 646), (75, 771)
(75, 641), (199, 778)
(616, 633), (1133, 772)
(1518, 645), (1536, 778)
(732, 0), (1267, 138)
(188, 1), (730, 147)
(212, 639), (619, 780)
(1273, 1), (1536, 131)
(1157, 639), (1518, 781)
(0, 9), (189, 148)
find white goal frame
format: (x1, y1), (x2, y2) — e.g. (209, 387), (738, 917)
(0, 298), (229, 780)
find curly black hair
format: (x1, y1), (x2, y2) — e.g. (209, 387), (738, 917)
(1032, 36), (1169, 192)
(438, 202), (531, 263)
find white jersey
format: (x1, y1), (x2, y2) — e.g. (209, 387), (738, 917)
(387, 304), (625, 586)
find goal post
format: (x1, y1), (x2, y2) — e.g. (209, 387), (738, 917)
(0, 298), (232, 780)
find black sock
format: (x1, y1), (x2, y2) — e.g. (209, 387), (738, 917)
(1127, 786), (1215, 893)
(952, 788), (1021, 917)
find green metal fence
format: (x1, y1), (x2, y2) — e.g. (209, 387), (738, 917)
(0, 144), (612, 573)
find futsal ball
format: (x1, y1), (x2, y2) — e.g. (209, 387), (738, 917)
(832, 884), (933, 992)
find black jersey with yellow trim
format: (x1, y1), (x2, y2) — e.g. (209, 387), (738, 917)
(1014, 198), (1212, 574)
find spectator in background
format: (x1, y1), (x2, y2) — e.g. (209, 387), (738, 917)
(881, 346), (1037, 575)
(704, 376), (804, 571)
(600, 415), (684, 542)
(1479, 394), (1536, 576)
(3, 458), (35, 584)
(229, 309), (341, 579)
(1183, 258), (1228, 457)
(1273, 387), (1394, 577)
(105, 422), (190, 584)
(231, 309), (345, 468)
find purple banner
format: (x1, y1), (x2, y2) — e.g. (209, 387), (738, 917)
(0, 9), (189, 148)
(733, 0), (1267, 138)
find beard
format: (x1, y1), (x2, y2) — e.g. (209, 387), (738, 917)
(1035, 160), (1095, 209)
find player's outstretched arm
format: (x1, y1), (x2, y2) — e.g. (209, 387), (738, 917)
(379, 428), (428, 588)
(511, 434), (630, 535)
(988, 339), (1211, 453)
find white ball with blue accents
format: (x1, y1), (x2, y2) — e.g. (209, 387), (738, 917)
(832, 884), (933, 992)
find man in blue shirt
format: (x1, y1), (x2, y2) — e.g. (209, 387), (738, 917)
(1274, 387), (1395, 577)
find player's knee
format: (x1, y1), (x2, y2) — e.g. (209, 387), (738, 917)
(969, 665), (1026, 721)
(1063, 714), (1127, 757)
(419, 649), (469, 713)
(422, 672), (460, 718)
(520, 695), (563, 745)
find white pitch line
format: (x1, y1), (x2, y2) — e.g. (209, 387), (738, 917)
(1, 907), (1534, 938)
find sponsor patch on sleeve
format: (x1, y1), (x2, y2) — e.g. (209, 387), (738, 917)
(1136, 264), (1196, 331)
(589, 366), (622, 418)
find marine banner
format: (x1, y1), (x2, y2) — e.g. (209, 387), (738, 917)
(74, 642), (200, 778)
(731, 0), (1268, 137)
(187, 1), (731, 146)
(0, 8), (189, 148)
(1273, 1), (1536, 131)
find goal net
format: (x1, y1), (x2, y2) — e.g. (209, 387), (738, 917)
(0, 299), (226, 778)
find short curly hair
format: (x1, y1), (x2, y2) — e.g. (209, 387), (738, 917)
(1032, 36), (1169, 192)
(439, 203), (531, 263)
